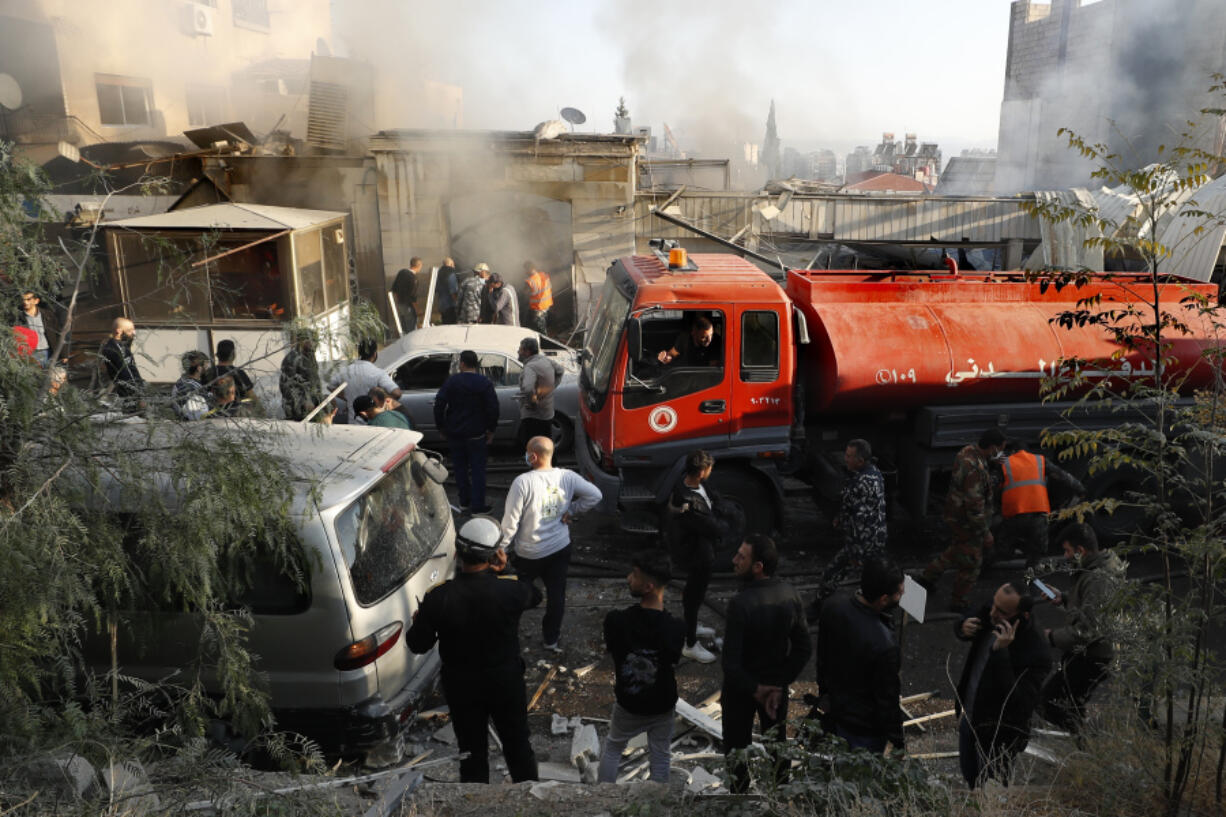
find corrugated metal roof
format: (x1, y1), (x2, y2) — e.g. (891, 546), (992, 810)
(1025, 189), (1103, 271)
(106, 203), (346, 231)
(637, 193), (1040, 244)
(1159, 173), (1226, 282)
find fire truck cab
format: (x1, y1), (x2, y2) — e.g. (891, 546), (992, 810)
(575, 247), (794, 533)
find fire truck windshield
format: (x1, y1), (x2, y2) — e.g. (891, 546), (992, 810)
(581, 276), (631, 406)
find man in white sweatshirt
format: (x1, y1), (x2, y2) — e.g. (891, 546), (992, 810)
(500, 435), (603, 653)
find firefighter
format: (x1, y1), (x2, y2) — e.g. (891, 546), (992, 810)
(524, 262), (553, 336)
(997, 441), (1084, 567)
(406, 517), (542, 783)
(916, 427), (1006, 612)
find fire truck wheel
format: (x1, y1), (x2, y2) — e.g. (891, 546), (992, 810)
(709, 469), (777, 537)
(550, 415), (574, 454)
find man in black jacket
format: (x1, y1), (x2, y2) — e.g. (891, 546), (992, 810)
(434, 350), (500, 513)
(665, 449), (743, 664)
(722, 534), (812, 793)
(99, 317), (145, 411)
(816, 558), (905, 753)
(406, 517), (541, 783)
(18, 290), (66, 366)
(597, 551), (686, 783)
(955, 582), (1050, 788)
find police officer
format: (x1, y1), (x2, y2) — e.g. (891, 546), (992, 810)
(407, 517), (542, 783)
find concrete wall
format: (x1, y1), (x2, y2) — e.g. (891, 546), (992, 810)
(370, 131), (642, 329)
(996, 0), (1226, 193)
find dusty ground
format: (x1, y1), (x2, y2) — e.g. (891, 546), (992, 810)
(367, 449), (1078, 814)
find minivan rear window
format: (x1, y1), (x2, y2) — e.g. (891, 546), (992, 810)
(335, 452), (450, 605)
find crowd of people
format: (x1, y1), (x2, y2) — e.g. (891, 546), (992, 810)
(20, 289), (1121, 792)
(391, 257), (555, 335)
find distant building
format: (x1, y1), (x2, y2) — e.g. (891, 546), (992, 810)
(781, 147), (839, 182)
(936, 150), (998, 196)
(996, 0), (1226, 193)
(845, 146), (874, 176)
(842, 171), (931, 194)
(846, 134), (941, 187)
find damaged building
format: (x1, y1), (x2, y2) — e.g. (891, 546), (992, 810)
(996, 0), (1226, 193)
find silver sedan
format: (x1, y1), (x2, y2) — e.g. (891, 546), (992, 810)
(375, 324), (580, 450)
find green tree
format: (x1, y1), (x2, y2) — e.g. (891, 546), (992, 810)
(1022, 76), (1226, 816)
(0, 143), (388, 810)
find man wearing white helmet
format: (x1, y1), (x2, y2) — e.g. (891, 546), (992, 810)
(407, 517), (542, 783)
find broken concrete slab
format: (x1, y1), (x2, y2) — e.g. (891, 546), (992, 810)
(571, 724), (601, 784)
(675, 699), (723, 740)
(432, 723), (457, 745)
(551, 713), (571, 735)
(686, 765), (724, 793)
(537, 762), (582, 783)
(22, 754), (99, 801)
(101, 759), (159, 817)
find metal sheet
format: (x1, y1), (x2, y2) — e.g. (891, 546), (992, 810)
(1160, 173), (1226, 282)
(108, 202), (346, 231)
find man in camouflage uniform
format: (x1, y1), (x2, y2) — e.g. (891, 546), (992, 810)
(917, 427), (1006, 612)
(809, 439), (888, 618)
(457, 262), (491, 324)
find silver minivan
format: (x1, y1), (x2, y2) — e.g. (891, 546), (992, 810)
(85, 420), (455, 761)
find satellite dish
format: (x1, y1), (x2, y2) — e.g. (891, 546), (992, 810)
(560, 107), (586, 126)
(315, 37), (332, 57)
(0, 74), (23, 111)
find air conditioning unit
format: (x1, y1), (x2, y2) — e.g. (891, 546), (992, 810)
(182, 3), (215, 36)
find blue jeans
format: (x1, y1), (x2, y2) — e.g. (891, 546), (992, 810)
(513, 545), (571, 645)
(448, 434), (489, 509)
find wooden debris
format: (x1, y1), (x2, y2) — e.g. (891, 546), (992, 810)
(909, 751), (959, 760)
(527, 665), (559, 712)
(899, 692), (938, 705)
(572, 662), (598, 679)
(903, 709), (955, 728)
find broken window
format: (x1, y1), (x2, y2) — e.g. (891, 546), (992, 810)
(96, 75), (151, 126)
(186, 84), (226, 127)
(232, 0), (270, 29)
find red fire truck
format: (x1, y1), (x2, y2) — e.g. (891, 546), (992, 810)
(573, 244), (1221, 539)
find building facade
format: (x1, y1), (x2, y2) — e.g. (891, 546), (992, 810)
(0, 0), (331, 162)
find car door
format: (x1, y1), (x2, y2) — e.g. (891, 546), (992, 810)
(392, 352), (455, 440)
(476, 351), (522, 442)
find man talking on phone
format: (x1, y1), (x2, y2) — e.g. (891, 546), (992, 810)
(953, 582), (1050, 788)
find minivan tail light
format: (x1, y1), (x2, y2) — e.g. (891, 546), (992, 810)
(334, 621), (403, 671)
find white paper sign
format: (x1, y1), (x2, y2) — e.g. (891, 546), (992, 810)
(901, 575), (927, 623)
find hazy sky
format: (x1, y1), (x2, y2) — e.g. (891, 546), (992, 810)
(337, 0), (1017, 157)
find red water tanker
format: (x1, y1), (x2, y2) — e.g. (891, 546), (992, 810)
(573, 249), (1224, 534)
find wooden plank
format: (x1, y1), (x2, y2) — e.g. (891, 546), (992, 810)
(899, 691), (938, 705)
(909, 751), (959, 760)
(527, 666), (559, 713)
(903, 709), (955, 728)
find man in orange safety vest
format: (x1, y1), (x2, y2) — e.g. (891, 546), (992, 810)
(997, 441), (1084, 567)
(524, 262), (553, 336)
